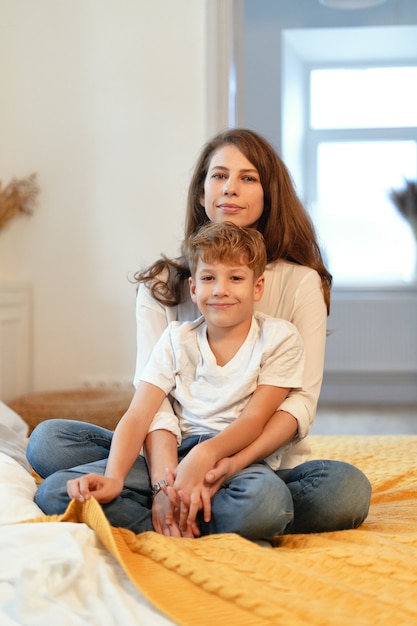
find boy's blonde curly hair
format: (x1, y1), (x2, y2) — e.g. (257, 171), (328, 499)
(182, 222), (267, 279)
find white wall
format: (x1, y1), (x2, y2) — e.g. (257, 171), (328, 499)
(0, 0), (208, 397)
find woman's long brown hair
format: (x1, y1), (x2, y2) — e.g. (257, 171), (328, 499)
(135, 128), (332, 313)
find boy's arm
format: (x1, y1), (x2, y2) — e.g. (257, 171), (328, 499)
(67, 382), (166, 503)
(173, 384), (289, 529)
(105, 382), (166, 480)
(200, 384), (290, 462)
(205, 409), (298, 490)
(229, 409), (298, 468)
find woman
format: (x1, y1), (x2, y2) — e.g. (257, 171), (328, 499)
(27, 129), (371, 539)
(135, 128), (371, 538)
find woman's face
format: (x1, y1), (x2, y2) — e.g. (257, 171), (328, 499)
(200, 145), (264, 228)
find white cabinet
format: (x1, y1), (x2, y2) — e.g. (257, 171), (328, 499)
(0, 285), (31, 402)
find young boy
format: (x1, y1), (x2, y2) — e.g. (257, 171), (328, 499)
(67, 222), (304, 536)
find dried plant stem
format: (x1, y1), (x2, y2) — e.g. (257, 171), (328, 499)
(0, 173), (39, 231)
(389, 179), (417, 240)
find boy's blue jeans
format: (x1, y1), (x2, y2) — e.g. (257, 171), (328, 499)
(26, 420), (371, 540)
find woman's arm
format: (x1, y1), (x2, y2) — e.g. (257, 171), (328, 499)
(144, 428), (186, 536)
(134, 283), (180, 425)
(134, 282), (184, 443)
(277, 269), (327, 437)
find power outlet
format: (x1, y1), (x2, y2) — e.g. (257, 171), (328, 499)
(80, 376), (133, 391)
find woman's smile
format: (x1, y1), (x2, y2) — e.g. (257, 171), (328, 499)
(217, 202), (244, 214)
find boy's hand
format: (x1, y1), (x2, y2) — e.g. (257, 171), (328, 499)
(67, 474), (123, 503)
(204, 457), (233, 491)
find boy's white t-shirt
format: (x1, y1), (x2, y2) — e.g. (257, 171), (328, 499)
(135, 259), (327, 468)
(140, 311), (304, 469)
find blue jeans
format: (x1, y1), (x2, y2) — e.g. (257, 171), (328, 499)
(26, 420), (371, 540)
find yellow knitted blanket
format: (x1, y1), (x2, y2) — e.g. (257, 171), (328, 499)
(26, 436), (417, 626)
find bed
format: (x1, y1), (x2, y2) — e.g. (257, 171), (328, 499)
(1, 400), (416, 626)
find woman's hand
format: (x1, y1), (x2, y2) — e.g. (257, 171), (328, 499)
(151, 488), (182, 537)
(163, 454), (234, 536)
(171, 445), (217, 532)
(151, 469), (198, 537)
(67, 474), (123, 504)
(161, 469), (199, 537)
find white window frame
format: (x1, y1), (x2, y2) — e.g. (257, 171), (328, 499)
(305, 62), (417, 289)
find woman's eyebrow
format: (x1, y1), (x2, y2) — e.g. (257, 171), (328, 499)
(209, 165), (258, 174)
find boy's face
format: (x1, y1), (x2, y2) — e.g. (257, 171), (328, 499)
(189, 259), (264, 331)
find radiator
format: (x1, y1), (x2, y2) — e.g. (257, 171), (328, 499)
(321, 290), (417, 404)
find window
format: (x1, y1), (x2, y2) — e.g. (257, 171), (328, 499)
(308, 66), (417, 286)
(310, 67), (417, 130)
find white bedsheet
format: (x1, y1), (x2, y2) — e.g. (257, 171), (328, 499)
(0, 402), (174, 626)
(0, 522), (173, 626)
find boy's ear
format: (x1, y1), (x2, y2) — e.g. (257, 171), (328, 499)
(189, 276), (198, 303)
(253, 274), (265, 302)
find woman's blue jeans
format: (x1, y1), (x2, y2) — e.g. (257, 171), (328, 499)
(26, 420), (371, 540)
